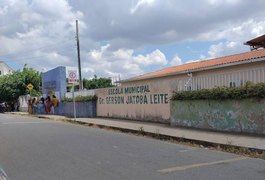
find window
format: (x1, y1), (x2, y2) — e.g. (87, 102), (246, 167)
(185, 85), (192, 91)
(229, 81), (236, 87)
(229, 80), (243, 87)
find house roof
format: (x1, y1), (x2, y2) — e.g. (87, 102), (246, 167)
(244, 34), (265, 49)
(0, 61), (14, 72)
(121, 48), (265, 83)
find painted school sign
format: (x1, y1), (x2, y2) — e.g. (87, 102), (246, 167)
(96, 83), (172, 123)
(99, 85), (169, 105)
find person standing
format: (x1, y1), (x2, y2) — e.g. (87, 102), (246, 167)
(32, 98), (38, 114)
(45, 96), (51, 114)
(39, 97), (45, 114)
(28, 99), (33, 114)
(51, 95), (59, 114)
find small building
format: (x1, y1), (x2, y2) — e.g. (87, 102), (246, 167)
(0, 61), (13, 76)
(96, 35), (265, 123)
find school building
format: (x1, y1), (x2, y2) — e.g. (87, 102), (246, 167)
(96, 34), (265, 123)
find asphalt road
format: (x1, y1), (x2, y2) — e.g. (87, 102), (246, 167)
(0, 114), (265, 180)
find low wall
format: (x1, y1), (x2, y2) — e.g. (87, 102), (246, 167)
(170, 98), (265, 135)
(61, 101), (96, 118)
(18, 95), (31, 112)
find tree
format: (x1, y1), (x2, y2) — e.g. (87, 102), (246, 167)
(83, 75), (114, 90)
(0, 67), (41, 103)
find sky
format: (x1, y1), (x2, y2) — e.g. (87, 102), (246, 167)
(1, 0), (265, 80)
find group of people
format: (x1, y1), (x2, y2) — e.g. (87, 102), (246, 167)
(28, 95), (59, 114)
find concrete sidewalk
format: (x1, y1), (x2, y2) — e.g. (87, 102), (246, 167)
(8, 112), (265, 151)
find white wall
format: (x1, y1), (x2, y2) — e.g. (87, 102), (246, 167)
(18, 95), (30, 112)
(65, 89), (96, 98)
(187, 67), (265, 90)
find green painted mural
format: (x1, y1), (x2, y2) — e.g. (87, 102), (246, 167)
(170, 98), (265, 135)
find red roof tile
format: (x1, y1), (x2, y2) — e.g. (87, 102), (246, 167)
(123, 49), (265, 82)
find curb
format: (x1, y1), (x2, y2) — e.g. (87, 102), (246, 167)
(63, 118), (265, 159)
(8, 112), (72, 121)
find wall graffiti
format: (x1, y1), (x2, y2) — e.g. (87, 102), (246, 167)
(170, 98), (265, 135)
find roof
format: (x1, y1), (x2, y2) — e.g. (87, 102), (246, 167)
(0, 61), (14, 71)
(244, 34), (265, 47)
(122, 48), (265, 83)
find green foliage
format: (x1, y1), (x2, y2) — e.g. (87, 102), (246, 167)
(66, 84), (79, 92)
(0, 67), (41, 102)
(30, 89), (42, 97)
(171, 81), (265, 100)
(83, 75), (114, 90)
(61, 95), (97, 102)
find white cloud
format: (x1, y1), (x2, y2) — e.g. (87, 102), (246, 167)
(88, 44), (110, 61)
(82, 67), (95, 74)
(197, 19), (265, 42)
(1, 0), (265, 80)
(0, 0), (84, 71)
(207, 40), (241, 58)
(186, 59), (201, 64)
(207, 0), (240, 6)
(113, 49), (133, 59)
(198, 19), (265, 59)
(83, 46), (168, 79)
(170, 55), (182, 66)
(79, 0), (265, 49)
(208, 42), (224, 58)
(130, 0), (155, 14)
(251, 23), (264, 35)
(134, 49), (167, 66)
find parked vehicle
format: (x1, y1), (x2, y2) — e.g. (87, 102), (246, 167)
(0, 103), (8, 113)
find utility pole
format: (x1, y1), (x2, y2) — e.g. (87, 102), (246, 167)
(76, 19), (83, 90)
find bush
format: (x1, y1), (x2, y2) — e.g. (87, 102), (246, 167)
(171, 82), (265, 100)
(61, 95), (97, 102)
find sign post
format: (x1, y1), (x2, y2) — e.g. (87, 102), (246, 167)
(68, 70), (77, 120)
(27, 83), (34, 97)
